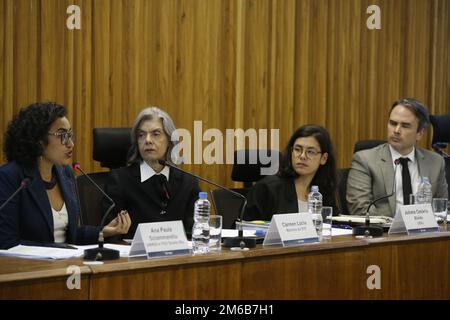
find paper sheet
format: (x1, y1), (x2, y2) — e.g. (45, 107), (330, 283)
(0, 245), (84, 260)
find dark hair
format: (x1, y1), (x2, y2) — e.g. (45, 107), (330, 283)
(278, 124), (338, 208)
(390, 98), (430, 132)
(3, 102), (67, 166)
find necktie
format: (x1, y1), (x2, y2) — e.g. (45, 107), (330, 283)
(157, 174), (171, 214)
(398, 157), (412, 205)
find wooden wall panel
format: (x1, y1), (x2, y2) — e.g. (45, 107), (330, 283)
(1, 0), (449, 190)
(72, 0), (92, 171)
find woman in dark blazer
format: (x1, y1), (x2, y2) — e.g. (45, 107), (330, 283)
(104, 107), (200, 239)
(0, 102), (130, 249)
(244, 124), (340, 221)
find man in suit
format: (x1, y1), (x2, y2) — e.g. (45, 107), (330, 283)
(346, 98), (448, 217)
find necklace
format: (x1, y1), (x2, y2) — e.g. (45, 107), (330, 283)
(43, 174), (57, 190)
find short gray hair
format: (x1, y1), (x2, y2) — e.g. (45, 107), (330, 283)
(127, 107), (178, 165)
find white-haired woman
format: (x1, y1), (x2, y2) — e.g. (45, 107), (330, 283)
(104, 107), (200, 238)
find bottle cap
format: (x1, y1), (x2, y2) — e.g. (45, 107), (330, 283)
(311, 185), (319, 192)
(199, 192), (208, 199)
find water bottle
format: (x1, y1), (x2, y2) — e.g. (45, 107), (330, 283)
(308, 185), (323, 239)
(192, 192), (210, 254)
(416, 177), (432, 204)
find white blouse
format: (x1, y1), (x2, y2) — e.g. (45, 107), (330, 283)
(52, 203), (69, 243)
(297, 199), (309, 213)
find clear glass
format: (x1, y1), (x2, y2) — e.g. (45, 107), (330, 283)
(321, 206), (333, 240)
(432, 198), (448, 231)
(209, 215), (222, 252)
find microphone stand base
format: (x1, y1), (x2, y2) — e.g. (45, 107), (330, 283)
(353, 225), (383, 237)
(84, 247), (120, 261)
(223, 237), (256, 249)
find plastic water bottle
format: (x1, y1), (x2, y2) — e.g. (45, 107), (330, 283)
(308, 185), (323, 239)
(416, 177), (432, 204)
(192, 192), (210, 254)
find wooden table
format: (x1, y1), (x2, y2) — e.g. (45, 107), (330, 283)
(1, 232), (450, 299)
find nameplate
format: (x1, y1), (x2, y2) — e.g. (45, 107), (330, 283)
(129, 220), (191, 258)
(263, 213), (319, 246)
(388, 204), (439, 235)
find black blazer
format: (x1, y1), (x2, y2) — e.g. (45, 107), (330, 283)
(104, 162), (201, 238)
(244, 175), (338, 221)
(0, 161), (99, 249)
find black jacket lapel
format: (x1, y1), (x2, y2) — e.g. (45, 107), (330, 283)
(23, 166), (53, 238)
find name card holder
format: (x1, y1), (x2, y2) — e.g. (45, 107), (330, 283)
(263, 213), (319, 246)
(388, 204), (439, 235)
(129, 220), (191, 258)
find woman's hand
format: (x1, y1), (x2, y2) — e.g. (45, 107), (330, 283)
(102, 211), (131, 237)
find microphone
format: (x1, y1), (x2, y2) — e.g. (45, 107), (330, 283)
(432, 143), (449, 158)
(0, 178), (33, 211)
(158, 160), (256, 249)
(72, 162), (120, 260)
(353, 159), (400, 237)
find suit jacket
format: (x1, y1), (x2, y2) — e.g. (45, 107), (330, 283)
(244, 175), (339, 221)
(0, 161), (99, 249)
(104, 162), (201, 238)
(346, 143), (448, 217)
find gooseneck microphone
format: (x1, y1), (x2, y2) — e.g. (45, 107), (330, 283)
(0, 178), (33, 211)
(158, 160), (256, 249)
(353, 159), (400, 237)
(72, 162), (120, 260)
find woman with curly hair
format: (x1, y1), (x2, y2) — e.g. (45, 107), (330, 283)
(244, 124), (340, 221)
(0, 102), (131, 249)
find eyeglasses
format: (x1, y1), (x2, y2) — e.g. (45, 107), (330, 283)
(292, 146), (322, 159)
(137, 129), (166, 142)
(48, 130), (74, 146)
